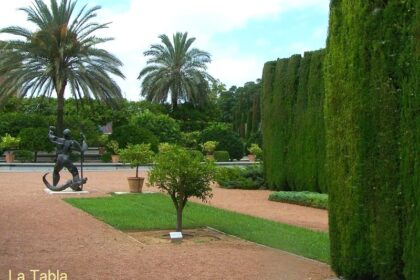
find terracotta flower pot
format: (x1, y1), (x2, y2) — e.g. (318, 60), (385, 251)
(5, 151), (15, 163)
(247, 154), (256, 162)
(111, 154), (120, 163)
(127, 177), (144, 193)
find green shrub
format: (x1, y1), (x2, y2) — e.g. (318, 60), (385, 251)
(119, 144), (155, 178)
(69, 152), (80, 162)
(130, 110), (181, 143)
(214, 150), (230, 162)
(187, 149), (204, 161)
(14, 150), (33, 162)
(200, 123), (243, 160)
(268, 191), (328, 209)
(180, 131), (201, 149)
(0, 133), (20, 151)
(202, 141), (218, 155)
(247, 143), (262, 159)
(215, 165), (263, 189)
(101, 151), (112, 163)
(179, 120), (208, 132)
(110, 124), (159, 152)
(106, 140), (119, 155)
(63, 116), (102, 146)
(245, 131), (262, 151)
(19, 127), (52, 162)
(0, 112), (50, 136)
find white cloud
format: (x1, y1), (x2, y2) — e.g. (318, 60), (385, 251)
(287, 42), (312, 55)
(0, 0), (32, 38)
(0, 0), (329, 100)
(312, 26), (328, 40)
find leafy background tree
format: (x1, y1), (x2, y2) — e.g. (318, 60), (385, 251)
(109, 124), (159, 152)
(130, 110), (181, 143)
(19, 127), (52, 162)
(200, 123), (244, 160)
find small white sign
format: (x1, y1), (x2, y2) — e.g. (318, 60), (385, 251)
(170, 231), (183, 242)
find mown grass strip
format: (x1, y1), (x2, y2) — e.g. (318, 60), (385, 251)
(65, 193), (330, 263)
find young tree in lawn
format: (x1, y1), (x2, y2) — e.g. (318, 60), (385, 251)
(148, 144), (215, 232)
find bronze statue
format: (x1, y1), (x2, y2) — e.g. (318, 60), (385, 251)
(43, 126), (87, 191)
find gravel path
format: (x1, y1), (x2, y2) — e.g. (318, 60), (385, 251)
(0, 170), (334, 280)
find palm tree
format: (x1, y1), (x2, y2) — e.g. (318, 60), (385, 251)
(0, 0), (125, 135)
(138, 32), (215, 109)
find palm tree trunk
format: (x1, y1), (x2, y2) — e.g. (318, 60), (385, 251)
(56, 82), (66, 137)
(171, 94), (178, 110)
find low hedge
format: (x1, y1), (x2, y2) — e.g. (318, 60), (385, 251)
(215, 165), (263, 189)
(14, 150), (33, 162)
(188, 149), (204, 161)
(268, 191), (328, 209)
(214, 150), (230, 162)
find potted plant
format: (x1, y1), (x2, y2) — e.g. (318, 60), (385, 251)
(119, 143), (154, 193)
(202, 141), (218, 160)
(97, 134), (109, 155)
(107, 140), (120, 163)
(0, 134), (21, 163)
(247, 143), (262, 162)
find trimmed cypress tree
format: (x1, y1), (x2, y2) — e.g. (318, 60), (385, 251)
(261, 50), (326, 192)
(261, 61), (277, 188)
(324, 1), (419, 279)
(262, 58), (289, 189)
(400, 3), (419, 279)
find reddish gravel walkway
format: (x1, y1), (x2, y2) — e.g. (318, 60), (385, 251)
(0, 170), (334, 280)
(192, 185), (328, 232)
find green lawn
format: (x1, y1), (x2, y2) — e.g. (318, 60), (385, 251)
(65, 193), (330, 263)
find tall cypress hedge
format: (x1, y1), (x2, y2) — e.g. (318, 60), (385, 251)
(324, 1), (419, 279)
(261, 50), (326, 193)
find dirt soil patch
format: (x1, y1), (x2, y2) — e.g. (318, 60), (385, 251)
(0, 170), (334, 280)
(127, 227), (244, 246)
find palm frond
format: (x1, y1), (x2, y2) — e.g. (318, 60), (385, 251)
(138, 32), (214, 107)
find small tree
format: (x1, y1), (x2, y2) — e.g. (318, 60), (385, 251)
(248, 143), (262, 158)
(119, 144), (154, 178)
(202, 141), (218, 155)
(107, 140), (120, 155)
(148, 144), (215, 232)
(0, 133), (20, 152)
(19, 127), (52, 162)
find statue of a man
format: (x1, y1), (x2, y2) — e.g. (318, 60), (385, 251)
(43, 126), (87, 191)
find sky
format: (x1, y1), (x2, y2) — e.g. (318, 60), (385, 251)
(0, 0), (330, 101)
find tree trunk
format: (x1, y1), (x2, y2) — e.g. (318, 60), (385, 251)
(56, 82), (66, 137)
(171, 93), (178, 110)
(176, 207), (183, 232)
(34, 151), (38, 163)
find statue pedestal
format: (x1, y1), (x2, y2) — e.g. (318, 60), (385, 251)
(44, 188), (89, 195)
